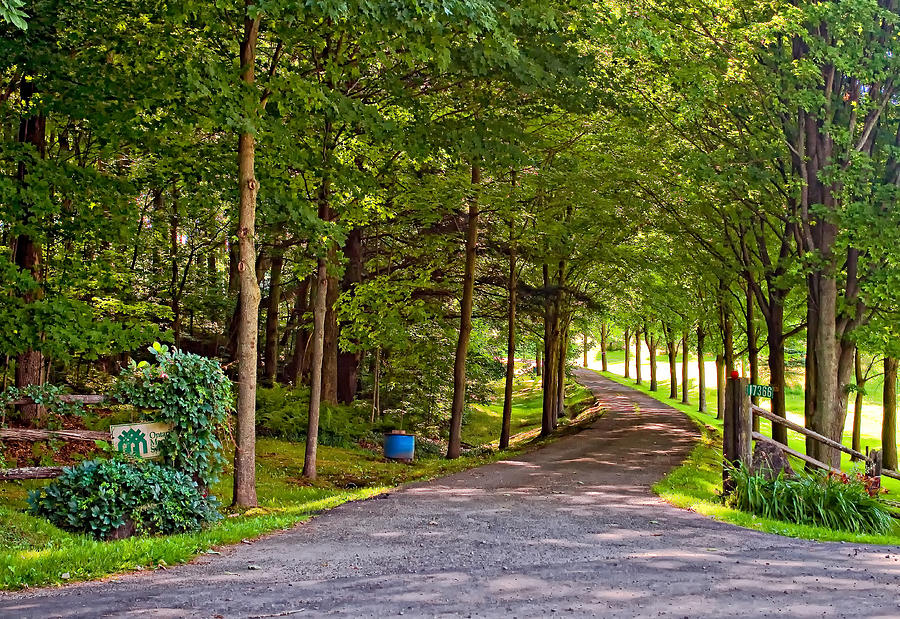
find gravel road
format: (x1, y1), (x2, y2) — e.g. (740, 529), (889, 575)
(2, 369), (899, 618)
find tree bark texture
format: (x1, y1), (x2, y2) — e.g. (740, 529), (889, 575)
(263, 249), (283, 385)
(601, 323), (608, 372)
(232, 13), (261, 508)
(303, 258), (329, 479)
(623, 328), (630, 378)
(883, 356), (898, 471)
(645, 325), (657, 392)
(447, 164), (480, 459)
(716, 353), (725, 420)
(337, 228), (363, 404)
(500, 229), (516, 450)
(681, 331), (689, 405)
(665, 326), (677, 399)
(14, 76), (46, 425)
(697, 326), (706, 413)
(634, 328), (641, 385)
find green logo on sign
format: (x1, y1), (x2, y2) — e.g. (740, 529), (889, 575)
(117, 428), (149, 456)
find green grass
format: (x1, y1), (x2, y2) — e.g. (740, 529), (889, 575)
(593, 368), (900, 544)
(463, 377), (593, 446)
(0, 378), (596, 591)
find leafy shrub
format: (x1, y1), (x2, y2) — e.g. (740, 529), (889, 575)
(114, 343), (232, 488)
(728, 465), (895, 535)
(27, 458), (220, 540)
(256, 384), (370, 446)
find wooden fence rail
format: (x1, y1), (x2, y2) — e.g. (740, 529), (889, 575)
(1, 393), (108, 480)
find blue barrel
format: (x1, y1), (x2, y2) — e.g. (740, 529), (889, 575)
(384, 433), (415, 460)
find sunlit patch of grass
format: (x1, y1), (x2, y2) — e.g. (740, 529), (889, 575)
(463, 378), (593, 446)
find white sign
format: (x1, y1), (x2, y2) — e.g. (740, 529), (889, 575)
(110, 422), (173, 459)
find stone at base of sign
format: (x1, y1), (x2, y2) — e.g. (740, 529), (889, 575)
(751, 441), (795, 480)
(110, 422), (173, 459)
(107, 517), (136, 540)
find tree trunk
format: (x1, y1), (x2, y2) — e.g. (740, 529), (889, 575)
(852, 349), (865, 458)
(541, 264), (556, 436)
(168, 187), (183, 347)
(645, 326), (657, 392)
(14, 77), (46, 425)
(302, 258), (329, 479)
(747, 284), (759, 431)
(557, 317), (569, 421)
(722, 301), (734, 376)
(536, 345), (542, 378)
(697, 326), (706, 413)
(582, 332), (588, 368)
(601, 322), (608, 372)
(500, 229), (516, 450)
(681, 331), (689, 404)
(232, 13), (261, 508)
(634, 327), (642, 385)
(337, 228), (363, 404)
(623, 328), (630, 378)
(766, 304), (789, 445)
(371, 347), (381, 423)
(287, 279), (310, 385)
(883, 356), (898, 471)
(321, 258), (339, 405)
(447, 164), (480, 459)
(716, 353), (725, 419)
(665, 326), (677, 399)
(263, 249), (283, 385)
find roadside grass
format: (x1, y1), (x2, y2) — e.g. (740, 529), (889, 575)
(597, 347), (892, 450)
(593, 368), (900, 545)
(0, 378), (596, 591)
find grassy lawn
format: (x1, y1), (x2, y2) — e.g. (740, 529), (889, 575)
(462, 377), (594, 446)
(592, 367), (900, 544)
(0, 377), (595, 591)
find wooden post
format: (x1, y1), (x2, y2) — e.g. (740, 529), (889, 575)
(867, 449), (883, 492)
(723, 375), (751, 495)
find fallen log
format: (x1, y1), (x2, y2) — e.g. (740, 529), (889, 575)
(0, 466), (65, 480)
(0, 428), (110, 442)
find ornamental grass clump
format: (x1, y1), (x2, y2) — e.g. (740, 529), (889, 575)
(27, 458), (221, 540)
(728, 465), (895, 535)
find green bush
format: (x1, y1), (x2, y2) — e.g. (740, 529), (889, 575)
(728, 466), (895, 535)
(114, 343), (232, 489)
(27, 458), (221, 540)
(256, 384), (370, 447)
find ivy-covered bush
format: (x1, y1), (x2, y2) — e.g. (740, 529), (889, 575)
(27, 458), (220, 539)
(114, 343), (232, 488)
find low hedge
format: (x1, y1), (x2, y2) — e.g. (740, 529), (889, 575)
(27, 458), (221, 540)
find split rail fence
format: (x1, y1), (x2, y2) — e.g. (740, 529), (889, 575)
(0, 394), (110, 481)
(722, 376), (900, 494)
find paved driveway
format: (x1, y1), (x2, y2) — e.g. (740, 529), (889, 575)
(2, 369), (899, 618)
